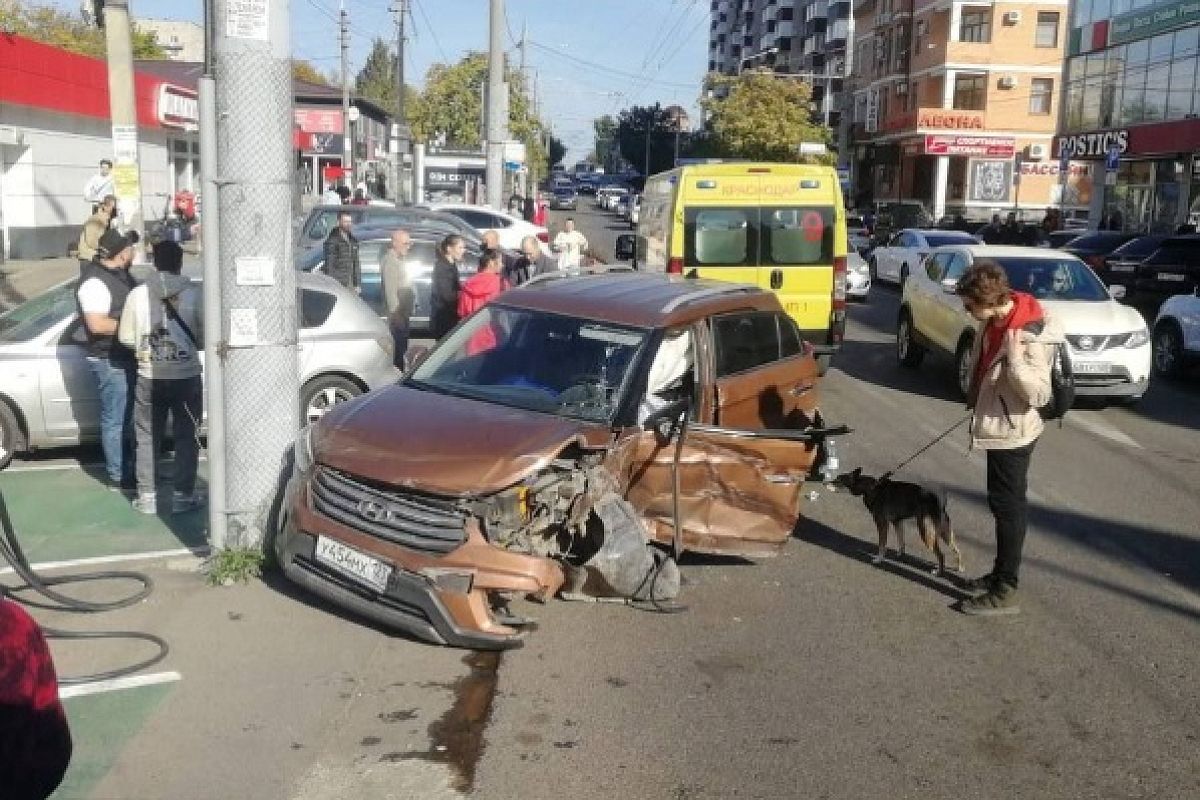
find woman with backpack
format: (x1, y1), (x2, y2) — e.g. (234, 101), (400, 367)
(954, 260), (1061, 616)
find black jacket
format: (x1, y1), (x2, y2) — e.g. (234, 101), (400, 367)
(323, 228), (360, 290)
(76, 260), (135, 361)
(430, 255), (462, 339)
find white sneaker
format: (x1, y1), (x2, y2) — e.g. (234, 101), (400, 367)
(132, 494), (157, 515)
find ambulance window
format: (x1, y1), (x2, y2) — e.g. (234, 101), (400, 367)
(762, 207), (835, 265)
(685, 208), (756, 267)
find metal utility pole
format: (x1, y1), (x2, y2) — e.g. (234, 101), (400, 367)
(210, 0), (300, 549)
(340, 0), (352, 186)
(391, 0), (408, 206)
(485, 0), (508, 210)
(99, 1), (145, 251)
(518, 20), (528, 199)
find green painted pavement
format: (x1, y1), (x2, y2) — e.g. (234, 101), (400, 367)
(0, 466), (208, 564)
(51, 683), (175, 800)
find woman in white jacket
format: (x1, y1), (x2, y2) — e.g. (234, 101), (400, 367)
(117, 241), (204, 515)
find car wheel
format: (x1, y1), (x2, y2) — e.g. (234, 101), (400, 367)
(300, 376), (362, 425)
(0, 401), (20, 471)
(897, 311), (925, 367)
(1152, 323), (1184, 379)
(899, 264), (910, 288)
(955, 335), (975, 399)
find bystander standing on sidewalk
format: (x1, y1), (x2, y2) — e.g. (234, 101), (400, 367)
(76, 194), (117, 273)
(83, 159), (114, 211)
(323, 211), (361, 292)
(77, 229), (137, 491)
(430, 234), (467, 339)
(117, 241), (204, 515)
(515, 235), (555, 283)
(553, 218), (589, 274)
(380, 229), (415, 368)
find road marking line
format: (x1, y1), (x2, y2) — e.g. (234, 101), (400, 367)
(0, 547), (208, 576)
(59, 670), (182, 700)
(1067, 411), (1143, 449)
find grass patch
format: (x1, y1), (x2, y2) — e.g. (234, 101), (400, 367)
(205, 546), (264, 586)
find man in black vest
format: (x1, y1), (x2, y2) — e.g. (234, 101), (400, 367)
(77, 229), (137, 491)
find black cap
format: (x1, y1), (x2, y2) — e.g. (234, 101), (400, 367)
(97, 229), (133, 259)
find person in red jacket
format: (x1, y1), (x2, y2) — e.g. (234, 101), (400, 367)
(0, 598), (73, 799)
(457, 249), (509, 354)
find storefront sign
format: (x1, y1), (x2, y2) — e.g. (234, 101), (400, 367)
(156, 84), (198, 131)
(1020, 161), (1093, 177)
(1057, 129), (1130, 159)
(917, 109), (986, 130)
(306, 133), (344, 155)
(925, 134), (1016, 157)
(968, 159), (1013, 203)
(1108, 0), (1200, 46)
(425, 166), (485, 191)
(295, 108), (344, 134)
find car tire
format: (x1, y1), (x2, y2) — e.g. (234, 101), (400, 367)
(300, 375), (362, 425)
(0, 400), (20, 471)
(1152, 322), (1184, 379)
(897, 311), (925, 367)
(955, 334), (975, 399)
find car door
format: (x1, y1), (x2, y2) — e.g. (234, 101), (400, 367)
(930, 252), (973, 353)
(907, 250), (949, 346)
(39, 317), (99, 443)
(682, 205), (760, 290)
(624, 312), (829, 558)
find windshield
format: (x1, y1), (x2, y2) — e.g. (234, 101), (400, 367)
(409, 306), (648, 423)
(925, 233), (979, 247)
(1111, 236), (1165, 259)
(991, 256), (1110, 302)
(0, 282), (77, 343)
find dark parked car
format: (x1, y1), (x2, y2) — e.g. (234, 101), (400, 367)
(274, 273), (847, 649)
(1061, 231), (1139, 274)
(550, 188), (578, 210)
(1134, 235), (1200, 307)
(1047, 229), (1084, 249)
(298, 225), (480, 331)
(296, 205), (480, 256)
(1100, 235), (1169, 289)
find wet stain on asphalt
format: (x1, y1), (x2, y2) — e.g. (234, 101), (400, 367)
(767, 737), (798, 746)
(360, 736), (381, 747)
(373, 651), (502, 792)
(517, 731), (543, 746)
(378, 708), (419, 723)
(694, 655), (746, 689)
(606, 676), (628, 688)
(552, 740), (578, 749)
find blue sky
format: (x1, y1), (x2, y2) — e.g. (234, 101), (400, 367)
(49, 0), (710, 162)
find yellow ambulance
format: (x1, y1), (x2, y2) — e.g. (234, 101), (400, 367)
(633, 161), (848, 372)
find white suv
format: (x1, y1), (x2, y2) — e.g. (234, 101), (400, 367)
(1151, 290), (1200, 378)
(897, 245), (1152, 402)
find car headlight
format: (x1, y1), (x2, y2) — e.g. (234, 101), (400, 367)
(1126, 327), (1150, 348)
(294, 424), (316, 475)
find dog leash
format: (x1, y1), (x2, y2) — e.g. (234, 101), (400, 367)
(878, 413), (973, 482)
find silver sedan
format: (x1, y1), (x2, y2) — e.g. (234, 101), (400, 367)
(0, 272), (399, 468)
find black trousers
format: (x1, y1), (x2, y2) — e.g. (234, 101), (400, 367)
(987, 439), (1037, 588)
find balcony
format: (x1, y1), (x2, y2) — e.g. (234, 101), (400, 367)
(828, 18), (850, 42)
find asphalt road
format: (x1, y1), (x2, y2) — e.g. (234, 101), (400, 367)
(546, 198), (633, 265)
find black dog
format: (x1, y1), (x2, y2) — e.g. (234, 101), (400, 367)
(835, 468), (964, 576)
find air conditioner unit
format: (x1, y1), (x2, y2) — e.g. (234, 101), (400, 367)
(998, 75), (1018, 89)
(1003, 10), (1022, 24)
(896, 81), (909, 95)
(1028, 143), (1048, 160)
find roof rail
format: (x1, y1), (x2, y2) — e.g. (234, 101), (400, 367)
(660, 284), (760, 314)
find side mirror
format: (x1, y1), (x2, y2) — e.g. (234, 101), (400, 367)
(1108, 284), (1128, 300)
(614, 234), (636, 262)
(643, 398), (691, 442)
(404, 344), (431, 373)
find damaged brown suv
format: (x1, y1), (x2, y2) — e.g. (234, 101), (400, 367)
(275, 272), (846, 649)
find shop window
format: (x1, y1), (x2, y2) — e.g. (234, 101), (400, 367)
(1029, 78), (1053, 115)
(1035, 12), (1059, 48)
(952, 74), (986, 111)
(1176, 27), (1199, 59)
(1099, 82), (1121, 127)
(1149, 32), (1173, 64)
(959, 9), (990, 43)
(1119, 69), (1147, 124)
(1167, 58), (1196, 119)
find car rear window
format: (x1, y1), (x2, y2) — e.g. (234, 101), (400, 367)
(1110, 236), (1165, 258)
(686, 207), (755, 267)
(300, 288), (337, 329)
(1151, 240), (1200, 266)
(762, 207), (835, 266)
(1064, 232), (1130, 251)
(0, 282), (77, 343)
(925, 233), (979, 247)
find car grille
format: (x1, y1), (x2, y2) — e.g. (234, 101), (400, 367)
(1067, 333), (1132, 353)
(310, 467), (467, 555)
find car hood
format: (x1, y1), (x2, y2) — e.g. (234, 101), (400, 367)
(1041, 299), (1146, 335)
(312, 384), (611, 496)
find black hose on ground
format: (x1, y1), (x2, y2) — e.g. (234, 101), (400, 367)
(0, 485), (169, 686)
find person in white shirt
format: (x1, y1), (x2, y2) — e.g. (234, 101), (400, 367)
(83, 159), (115, 210)
(553, 218), (589, 273)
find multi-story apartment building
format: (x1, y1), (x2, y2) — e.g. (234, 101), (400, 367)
(848, 0), (1080, 221)
(1056, 0), (1200, 232)
(709, 0), (854, 134)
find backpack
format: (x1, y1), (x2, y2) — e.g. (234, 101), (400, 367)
(1038, 340), (1075, 422)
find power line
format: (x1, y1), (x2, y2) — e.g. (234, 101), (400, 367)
(411, 0), (448, 63)
(526, 40), (698, 90)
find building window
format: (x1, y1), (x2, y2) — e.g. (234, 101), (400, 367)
(1029, 78), (1053, 114)
(959, 9), (991, 43)
(1035, 12), (1059, 48)
(953, 73), (986, 110)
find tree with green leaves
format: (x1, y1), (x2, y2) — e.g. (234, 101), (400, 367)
(592, 115), (617, 171)
(0, 2), (165, 59)
(292, 59), (330, 86)
(547, 135), (567, 169)
(615, 104), (678, 177)
(701, 71), (832, 163)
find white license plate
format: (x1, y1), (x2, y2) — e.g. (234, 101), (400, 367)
(314, 535), (392, 593)
(1109, 264), (1136, 273)
(1158, 273), (1186, 281)
(1073, 361), (1112, 374)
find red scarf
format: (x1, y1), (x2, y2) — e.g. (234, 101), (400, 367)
(973, 291), (1044, 390)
